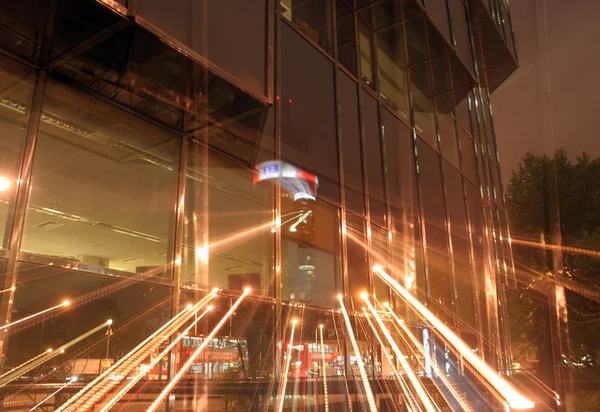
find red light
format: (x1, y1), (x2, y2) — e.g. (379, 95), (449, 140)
(276, 95), (280, 100)
(289, 98), (293, 103)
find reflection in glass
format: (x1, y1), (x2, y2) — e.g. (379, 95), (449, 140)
(412, 80), (436, 147)
(22, 79), (179, 276)
(281, 0), (333, 54)
(363, 93), (386, 226)
(339, 72), (365, 214)
(336, 0), (357, 75)
(358, 24), (375, 89)
(281, 198), (341, 307)
(417, 141), (448, 256)
(281, 24), (339, 201)
(182, 143), (273, 296)
(0, 59), (34, 248)
(346, 214), (369, 311)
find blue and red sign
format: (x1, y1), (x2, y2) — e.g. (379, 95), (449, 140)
(254, 161), (318, 201)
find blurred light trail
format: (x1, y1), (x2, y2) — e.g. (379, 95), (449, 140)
(146, 288), (251, 412)
(362, 294), (436, 412)
(289, 210), (312, 232)
(30, 378), (75, 411)
(277, 319), (298, 412)
(98, 306), (214, 412)
(509, 237), (600, 259)
(337, 295), (377, 412)
(0, 286), (15, 294)
(382, 302), (473, 412)
(0, 320), (111, 387)
(373, 265), (535, 410)
(319, 324), (330, 412)
(362, 311), (418, 412)
(0, 348), (52, 381)
(0, 300), (69, 331)
(66, 290), (218, 412)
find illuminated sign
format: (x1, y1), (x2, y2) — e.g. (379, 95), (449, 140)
(254, 161), (318, 201)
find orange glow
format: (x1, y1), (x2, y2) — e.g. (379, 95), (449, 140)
(0, 301), (69, 331)
(362, 295), (436, 412)
(278, 319), (298, 412)
(382, 302), (473, 412)
(337, 295), (377, 412)
(319, 324), (329, 412)
(373, 265), (535, 410)
(363, 310), (419, 412)
(57, 290), (218, 411)
(145, 289), (250, 412)
(98, 306), (214, 412)
(510, 237), (600, 259)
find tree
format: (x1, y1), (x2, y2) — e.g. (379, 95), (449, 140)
(505, 149), (600, 389)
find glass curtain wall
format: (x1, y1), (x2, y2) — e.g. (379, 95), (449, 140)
(0, 0), (520, 409)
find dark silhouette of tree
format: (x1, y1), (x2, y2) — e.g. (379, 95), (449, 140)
(505, 149), (600, 389)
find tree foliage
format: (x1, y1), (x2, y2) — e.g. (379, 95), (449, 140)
(506, 149), (600, 377)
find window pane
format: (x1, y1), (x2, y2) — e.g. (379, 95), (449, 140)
(0, 58), (35, 248)
(339, 72), (365, 214)
(346, 214), (368, 311)
(182, 144), (273, 297)
(455, 94), (472, 132)
(449, 0), (474, 73)
(358, 24), (375, 89)
(8, 262), (171, 369)
(372, 227), (389, 301)
(281, 24), (339, 201)
(336, 0), (356, 75)
(412, 79), (436, 147)
(377, 38), (410, 121)
(427, 251), (454, 325)
(138, 0), (268, 94)
(439, 111), (460, 168)
(459, 126), (478, 184)
(427, 0), (451, 42)
(281, 0), (333, 54)
(22, 79), (179, 276)
(444, 162), (470, 266)
(454, 263), (478, 332)
(382, 108), (417, 236)
(281, 198), (341, 308)
(417, 141), (448, 256)
(363, 93), (386, 226)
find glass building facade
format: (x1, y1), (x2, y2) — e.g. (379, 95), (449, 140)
(0, 0), (519, 410)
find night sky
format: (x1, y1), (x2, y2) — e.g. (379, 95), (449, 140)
(492, 0), (600, 183)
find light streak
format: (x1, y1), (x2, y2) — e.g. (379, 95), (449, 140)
(0, 286), (15, 294)
(373, 265), (535, 410)
(362, 312), (418, 412)
(337, 295), (377, 412)
(0, 300), (69, 330)
(71, 290), (219, 411)
(55, 291), (217, 412)
(0, 349), (52, 381)
(0, 320), (111, 387)
(145, 288), (251, 412)
(319, 325), (330, 412)
(98, 306), (214, 412)
(30, 379), (75, 411)
(289, 210), (312, 232)
(278, 319), (298, 412)
(362, 294), (436, 412)
(509, 237), (600, 259)
(382, 302), (473, 412)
